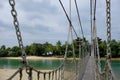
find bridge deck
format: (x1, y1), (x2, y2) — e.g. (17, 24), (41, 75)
(82, 56), (95, 80)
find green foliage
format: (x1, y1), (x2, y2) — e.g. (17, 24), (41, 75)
(99, 40), (107, 57)
(8, 46), (21, 57)
(30, 43), (45, 56)
(0, 45), (9, 57)
(0, 39), (120, 58)
(98, 39), (120, 58)
(111, 40), (120, 57)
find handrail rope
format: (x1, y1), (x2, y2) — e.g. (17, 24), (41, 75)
(25, 64), (64, 80)
(74, 0), (85, 38)
(9, 0), (27, 65)
(93, 0), (101, 73)
(63, 0), (72, 61)
(59, 0), (78, 38)
(69, 0), (77, 63)
(92, 0), (102, 80)
(26, 63), (63, 74)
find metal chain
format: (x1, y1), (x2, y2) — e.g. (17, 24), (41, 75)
(106, 0), (111, 58)
(9, 0), (27, 65)
(105, 0), (114, 80)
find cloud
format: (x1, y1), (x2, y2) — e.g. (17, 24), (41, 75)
(0, 0), (120, 47)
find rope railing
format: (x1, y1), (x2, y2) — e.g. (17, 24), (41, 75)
(7, 63), (64, 80)
(7, 68), (23, 80)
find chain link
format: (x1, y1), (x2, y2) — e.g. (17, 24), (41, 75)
(106, 0), (111, 58)
(105, 0), (114, 80)
(9, 0), (27, 65)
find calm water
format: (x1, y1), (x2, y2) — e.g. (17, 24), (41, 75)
(0, 59), (120, 78)
(101, 60), (120, 79)
(0, 59), (63, 70)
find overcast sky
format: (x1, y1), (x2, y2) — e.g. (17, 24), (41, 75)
(0, 0), (120, 47)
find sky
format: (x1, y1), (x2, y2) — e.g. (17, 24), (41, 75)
(0, 0), (120, 47)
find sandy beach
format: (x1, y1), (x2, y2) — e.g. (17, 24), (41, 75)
(0, 56), (64, 60)
(0, 56), (119, 60)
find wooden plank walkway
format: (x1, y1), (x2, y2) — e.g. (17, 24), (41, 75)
(82, 56), (95, 80)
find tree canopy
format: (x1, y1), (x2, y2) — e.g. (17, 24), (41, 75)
(0, 39), (120, 58)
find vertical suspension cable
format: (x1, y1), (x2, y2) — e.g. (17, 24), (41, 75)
(92, 0), (97, 57)
(93, 0), (96, 21)
(92, 0), (102, 80)
(90, 0), (93, 56)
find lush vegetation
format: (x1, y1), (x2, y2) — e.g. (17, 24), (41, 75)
(0, 39), (120, 58)
(0, 41), (71, 57)
(98, 39), (120, 58)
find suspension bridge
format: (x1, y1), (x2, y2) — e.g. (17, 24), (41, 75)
(6, 0), (117, 80)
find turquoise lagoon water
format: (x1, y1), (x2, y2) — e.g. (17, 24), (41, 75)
(0, 59), (62, 70)
(0, 59), (120, 79)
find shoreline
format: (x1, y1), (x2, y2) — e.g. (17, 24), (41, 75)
(100, 57), (120, 60)
(0, 56), (80, 60)
(0, 56), (64, 60)
(0, 56), (120, 60)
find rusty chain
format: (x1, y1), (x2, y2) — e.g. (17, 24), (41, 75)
(106, 0), (111, 58)
(105, 0), (114, 80)
(9, 0), (27, 65)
